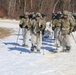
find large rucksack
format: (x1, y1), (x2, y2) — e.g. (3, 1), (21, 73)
(72, 13), (76, 31)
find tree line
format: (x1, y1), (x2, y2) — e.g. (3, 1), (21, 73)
(0, 0), (76, 20)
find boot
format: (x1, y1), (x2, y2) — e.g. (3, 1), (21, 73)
(25, 44), (29, 47)
(37, 49), (41, 53)
(22, 44), (25, 47)
(60, 47), (66, 52)
(55, 44), (60, 48)
(31, 44), (35, 52)
(66, 46), (71, 52)
(22, 44), (28, 47)
(31, 46), (34, 52)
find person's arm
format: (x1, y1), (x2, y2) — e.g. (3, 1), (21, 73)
(19, 18), (24, 28)
(28, 20), (32, 29)
(52, 19), (56, 30)
(41, 20), (46, 30)
(69, 18), (74, 33)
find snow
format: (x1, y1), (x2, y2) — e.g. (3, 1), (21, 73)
(0, 19), (76, 75)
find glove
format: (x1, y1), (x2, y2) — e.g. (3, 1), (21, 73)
(40, 25), (43, 30)
(40, 25), (42, 28)
(19, 24), (23, 28)
(52, 27), (55, 31)
(68, 31), (71, 35)
(25, 25), (28, 29)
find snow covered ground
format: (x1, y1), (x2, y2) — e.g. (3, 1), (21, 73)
(0, 19), (76, 75)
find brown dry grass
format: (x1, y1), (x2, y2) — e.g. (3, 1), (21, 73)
(0, 27), (14, 39)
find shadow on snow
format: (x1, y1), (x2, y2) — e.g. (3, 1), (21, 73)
(3, 36), (56, 53)
(3, 42), (31, 53)
(8, 47), (31, 53)
(42, 37), (56, 53)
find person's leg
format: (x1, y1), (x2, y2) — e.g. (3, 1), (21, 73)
(36, 32), (42, 52)
(54, 27), (61, 48)
(65, 34), (71, 52)
(60, 34), (66, 52)
(22, 28), (26, 46)
(25, 30), (30, 46)
(61, 34), (71, 52)
(31, 33), (36, 51)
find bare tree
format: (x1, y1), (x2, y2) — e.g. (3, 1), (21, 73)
(1, 0), (76, 20)
(8, 0), (12, 17)
(31, 0), (33, 10)
(12, 0), (16, 18)
(0, 0), (2, 8)
(52, 0), (60, 13)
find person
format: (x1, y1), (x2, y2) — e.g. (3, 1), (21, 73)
(52, 11), (62, 49)
(60, 10), (74, 52)
(19, 12), (31, 47)
(30, 12), (45, 53)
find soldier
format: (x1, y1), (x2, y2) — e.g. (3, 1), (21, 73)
(60, 10), (74, 52)
(30, 12), (45, 53)
(19, 12), (31, 47)
(52, 11), (62, 49)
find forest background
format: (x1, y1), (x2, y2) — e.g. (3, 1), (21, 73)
(0, 0), (76, 21)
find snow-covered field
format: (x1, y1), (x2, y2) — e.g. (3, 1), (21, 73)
(0, 19), (76, 75)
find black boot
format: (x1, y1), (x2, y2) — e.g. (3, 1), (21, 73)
(31, 46), (34, 52)
(31, 44), (37, 52)
(37, 49), (41, 53)
(66, 46), (71, 52)
(31, 44), (34, 52)
(22, 44), (28, 47)
(22, 44), (25, 47)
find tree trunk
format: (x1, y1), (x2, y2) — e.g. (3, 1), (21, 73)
(52, 0), (60, 13)
(12, 0), (16, 18)
(8, 0), (12, 17)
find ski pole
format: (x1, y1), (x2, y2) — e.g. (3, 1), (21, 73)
(15, 27), (21, 48)
(71, 33), (76, 43)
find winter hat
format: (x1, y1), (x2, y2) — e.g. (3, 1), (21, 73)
(63, 10), (68, 16)
(25, 12), (29, 16)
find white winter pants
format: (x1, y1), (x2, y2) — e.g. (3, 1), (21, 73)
(54, 27), (61, 46)
(60, 34), (71, 49)
(31, 32), (42, 50)
(22, 28), (30, 45)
